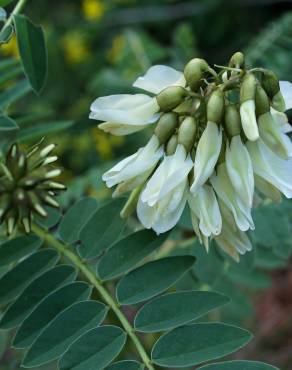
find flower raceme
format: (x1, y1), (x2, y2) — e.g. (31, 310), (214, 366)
(90, 53), (292, 261)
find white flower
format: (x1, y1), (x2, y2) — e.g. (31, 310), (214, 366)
(246, 139), (292, 198)
(133, 65), (186, 94)
(90, 94), (159, 135)
(254, 175), (281, 203)
(225, 135), (254, 206)
(258, 112), (292, 159)
(240, 100), (259, 141)
(215, 202), (252, 262)
(137, 144), (193, 234)
(272, 109), (292, 134)
(190, 121), (222, 194)
(280, 80), (292, 111)
(210, 162), (254, 232)
(102, 135), (163, 195)
(188, 185), (222, 239)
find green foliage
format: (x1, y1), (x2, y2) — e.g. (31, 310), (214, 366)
(13, 14), (47, 93)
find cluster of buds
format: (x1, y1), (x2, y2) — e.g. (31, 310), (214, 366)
(0, 141), (66, 235)
(90, 52), (292, 261)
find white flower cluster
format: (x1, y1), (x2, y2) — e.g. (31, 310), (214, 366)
(90, 53), (292, 261)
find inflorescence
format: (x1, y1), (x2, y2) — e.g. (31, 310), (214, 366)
(90, 52), (292, 261)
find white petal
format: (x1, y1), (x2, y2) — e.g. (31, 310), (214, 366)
(258, 112), (291, 159)
(98, 121), (149, 136)
(102, 135), (163, 188)
(280, 80), (292, 111)
(247, 139), (292, 198)
(133, 65), (186, 94)
(141, 144), (192, 206)
(240, 100), (259, 141)
(210, 163), (254, 231)
(90, 94), (159, 125)
(137, 181), (188, 234)
(189, 185), (222, 237)
(254, 175), (282, 203)
(190, 121), (222, 193)
(226, 135), (254, 206)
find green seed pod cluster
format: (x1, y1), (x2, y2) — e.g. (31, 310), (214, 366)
(0, 141), (66, 235)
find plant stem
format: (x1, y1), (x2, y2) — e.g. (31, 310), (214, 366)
(31, 223), (155, 370)
(2, 0), (29, 30)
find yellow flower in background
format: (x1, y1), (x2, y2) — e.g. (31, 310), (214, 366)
(107, 35), (125, 64)
(0, 35), (19, 58)
(92, 128), (124, 160)
(82, 0), (105, 21)
(62, 31), (90, 65)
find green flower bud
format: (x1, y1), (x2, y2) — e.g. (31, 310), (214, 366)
(255, 84), (270, 116)
(225, 104), (241, 137)
(0, 142), (66, 235)
(262, 70), (280, 97)
(240, 73), (257, 103)
(229, 51), (245, 68)
(154, 112), (178, 144)
(178, 116), (197, 152)
(207, 89), (224, 124)
(156, 86), (187, 112)
(166, 134), (178, 155)
(184, 58), (209, 91)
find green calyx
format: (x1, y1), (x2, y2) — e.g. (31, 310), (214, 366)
(178, 116), (197, 152)
(166, 134), (178, 155)
(156, 86), (187, 112)
(184, 58), (215, 91)
(240, 73), (257, 103)
(255, 84), (270, 116)
(154, 112), (178, 144)
(224, 104), (241, 137)
(272, 91), (286, 112)
(207, 89), (224, 124)
(261, 70), (280, 98)
(0, 142), (66, 235)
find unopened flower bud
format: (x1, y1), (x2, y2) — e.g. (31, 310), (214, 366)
(178, 116), (197, 152)
(240, 73), (259, 141)
(184, 58), (209, 91)
(156, 86), (187, 112)
(166, 134), (178, 155)
(262, 70), (285, 112)
(207, 90), (224, 124)
(255, 84), (270, 117)
(229, 51), (245, 68)
(154, 112), (178, 144)
(225, 104), (241, 137)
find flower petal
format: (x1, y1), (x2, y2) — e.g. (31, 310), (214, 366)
(247, 139), (292, 198)
(280, 80), (292, 111)
(190, 121), (222, 194)
(240, 99), (259, 141)
(225, 135), (254, 206)
(90, 94), (159, 125)
(133, 65), (186, 94)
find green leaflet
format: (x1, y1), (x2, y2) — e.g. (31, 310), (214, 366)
(0, 265), (77, 329)
(13, 281), (92, 348)
(59, 197), (98, 244)
(0, 234), (42, 267)
(0, 249), (59, 304)
(98, 229), (168, 281)
(22, 300), (108, 367)
(58, 325), (126, 370)
(13, 14), (47, 93)
(116, 256), (196, 305)
(134, 290), (229, 332)
(151, 323), (252, 367)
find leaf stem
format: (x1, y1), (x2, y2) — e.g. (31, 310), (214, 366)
(31, 223), (155, 370)
(2, 0), (29, 31)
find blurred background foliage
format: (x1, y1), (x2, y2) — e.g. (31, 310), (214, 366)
(1, 0), (292, 369)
